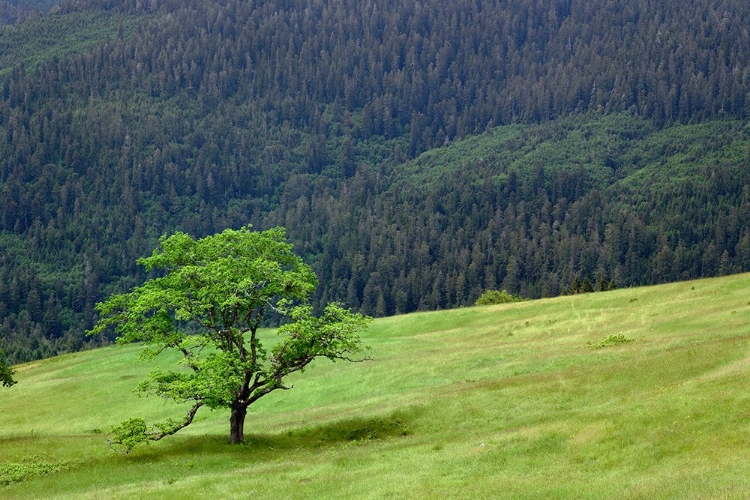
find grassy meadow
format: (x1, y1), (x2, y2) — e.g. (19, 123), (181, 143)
(1, 274), (750, 498)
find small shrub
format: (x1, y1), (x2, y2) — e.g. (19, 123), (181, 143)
(475, 289), (523, 306)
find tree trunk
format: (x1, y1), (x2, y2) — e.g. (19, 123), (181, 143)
(229, 403), (247, 444)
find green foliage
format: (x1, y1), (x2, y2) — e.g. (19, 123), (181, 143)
(108, 416), (198, 453)
(567, 274), (617, 295)
(274, 303), (370, 369)
(89, 226), (370, 448)
(0, 459), (76, 486)
(475, 290), (524, 306)
(108, 418), (149, 454)
(0, 349), (15, 387)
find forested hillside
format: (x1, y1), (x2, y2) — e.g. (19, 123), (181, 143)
(0, 0), (63, 25)
(1, 0), (750, 363)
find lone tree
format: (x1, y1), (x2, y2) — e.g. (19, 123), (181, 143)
(0, 349), (15, 388)
(88, 226), (370, 450)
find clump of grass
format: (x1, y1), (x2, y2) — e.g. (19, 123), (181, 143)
(587, 334), (635, 349)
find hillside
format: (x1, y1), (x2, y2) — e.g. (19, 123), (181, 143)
(1, 0), (750, 363)
(0, 0), (66, 25)
(1, 274), (750, 498)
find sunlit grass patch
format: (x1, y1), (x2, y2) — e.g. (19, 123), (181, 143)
(2, 274), (750, 498)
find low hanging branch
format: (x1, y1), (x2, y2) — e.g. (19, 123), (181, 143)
(89, 226), (371, 452)
(109, 402), (203, 453)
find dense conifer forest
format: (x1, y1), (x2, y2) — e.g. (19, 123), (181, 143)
(1, 0), (750, 363)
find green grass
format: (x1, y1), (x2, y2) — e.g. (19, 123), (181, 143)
(2, 274), (750, 498)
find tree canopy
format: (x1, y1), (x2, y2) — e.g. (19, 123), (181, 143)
(88, 226), (370, 449)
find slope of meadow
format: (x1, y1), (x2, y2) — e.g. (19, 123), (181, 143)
(1, 274), (750, 498)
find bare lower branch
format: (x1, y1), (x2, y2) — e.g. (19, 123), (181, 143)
(332, 355), (372, 363)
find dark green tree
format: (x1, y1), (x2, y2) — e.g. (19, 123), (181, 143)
(0, 349), (15, 387)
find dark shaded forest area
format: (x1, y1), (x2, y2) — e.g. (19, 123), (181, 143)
(1, 0), (750, 363)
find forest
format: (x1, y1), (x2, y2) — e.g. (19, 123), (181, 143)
(1, 0), (750, 363)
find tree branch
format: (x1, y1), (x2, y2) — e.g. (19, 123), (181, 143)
(108, 401), (204, 454)
(150, 401), (204, 441)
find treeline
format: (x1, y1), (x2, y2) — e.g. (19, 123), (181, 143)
(1, 0), (750, 362)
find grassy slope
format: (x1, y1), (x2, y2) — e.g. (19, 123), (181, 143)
(1, 273), (750, 498)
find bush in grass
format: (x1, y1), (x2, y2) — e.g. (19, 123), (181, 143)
(475, 289), (524, 306)
(0, 460), (74, 486)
